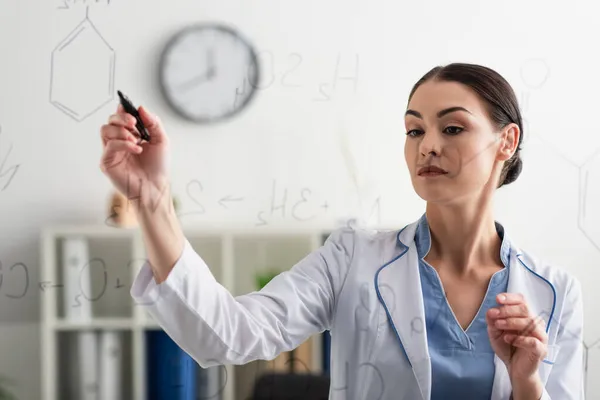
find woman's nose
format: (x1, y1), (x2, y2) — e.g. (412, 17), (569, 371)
(419, 132), (441, 157)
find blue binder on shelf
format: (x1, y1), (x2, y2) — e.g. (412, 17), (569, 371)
(146, 329), (197, 400)
(322, 330), (331, 375)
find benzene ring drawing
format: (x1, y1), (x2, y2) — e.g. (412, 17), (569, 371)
(50, 13), (115, 122)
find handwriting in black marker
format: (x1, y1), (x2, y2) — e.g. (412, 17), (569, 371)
(249, 50), (305, 91)
(282, 352), (311, 374)
(377, 283), (395, 326)
(252, 50), (275, 90)
(79, 257), (107, 302)
(330, 359), (348, 393)
(330, 360), (385, 400)
(255, 179), (286, 226)
(313, 83), (331, 102)
(50, 5), (116, 122)
(255, 211), (268, 227)
(355, 282), (372, 332)
(115, 278), (124, 289)
(281, 53), (303, 88)
(332, 54), (359, 93)
(177, 180), (206, 217)
(410, 317), (424, 336)
(0, 125), (20, 192)
(257, 180), (327, 226)
(234, 78), (247, 109)
(270, 179), (287, 218)
(583, 338), (600, 396)
(146, 179), (172, 216)
(57, 0), (111, 9)
(313, 53), (359, 102)
(0, 261), (29, 299)
(72, 294), (83, 308)
(218, 195), (244, 209)
(578, 148), (600, 252)
(291, 188), (316, 221)
(125, 176), (174, 218)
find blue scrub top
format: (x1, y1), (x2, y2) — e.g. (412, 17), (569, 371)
(415, 213), (511, 399)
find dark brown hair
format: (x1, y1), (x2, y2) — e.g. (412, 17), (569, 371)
(408, 63), (524, 188)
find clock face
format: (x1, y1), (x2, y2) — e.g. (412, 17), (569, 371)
(159, 23), (260, 123)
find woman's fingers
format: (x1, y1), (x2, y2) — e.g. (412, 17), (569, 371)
(495, 316), (537, 331)
(101, 123), (139, 147)
(494, 315), (547, 344)
(503, 333), (547, 358)
(496, 293), (526, 306)
(138, 106), (168, 144)
(488, 293), (548, 344)
(492, 303), (529, 318)
(485, 311), (504, 339)
(109, 112), (136, 128)
(100, 139), (143, 172)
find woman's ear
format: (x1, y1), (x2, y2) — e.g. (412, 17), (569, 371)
(497, 123), (520, 161)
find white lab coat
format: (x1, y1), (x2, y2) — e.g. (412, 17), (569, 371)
(130, 218), (585, 400)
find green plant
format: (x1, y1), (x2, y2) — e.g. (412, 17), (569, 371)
(0, 376), (17, 400)
(255, 270), (279, 290)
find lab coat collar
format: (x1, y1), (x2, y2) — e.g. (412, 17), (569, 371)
(413, 213), (512, 268)
(376, 217), (556, 400)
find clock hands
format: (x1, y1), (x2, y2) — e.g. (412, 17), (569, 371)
(174, 48), (216, 92)
(206, 47), (216, 79)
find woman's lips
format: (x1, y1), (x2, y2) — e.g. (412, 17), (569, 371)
(417, 166), (448, 176)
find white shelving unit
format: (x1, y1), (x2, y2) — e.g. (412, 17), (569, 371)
(40, 224), (330, 400)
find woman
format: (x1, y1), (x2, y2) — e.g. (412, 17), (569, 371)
(100, 63), (584, 399)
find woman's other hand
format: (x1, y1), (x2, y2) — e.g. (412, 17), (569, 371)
(486, 292), (547, 395)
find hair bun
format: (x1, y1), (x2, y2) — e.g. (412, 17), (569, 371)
(503, 156), (522, 186)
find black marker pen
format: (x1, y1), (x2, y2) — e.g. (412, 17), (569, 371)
(117, 90), (150, 142)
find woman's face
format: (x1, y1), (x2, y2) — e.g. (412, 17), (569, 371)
(404, 79), (518, 204)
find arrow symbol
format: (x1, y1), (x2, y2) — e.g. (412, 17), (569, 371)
(218, 195), (244, 209)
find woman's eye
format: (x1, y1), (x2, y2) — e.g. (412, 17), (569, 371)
(444, 126), (463, 135)
(406, 129), (423, 137)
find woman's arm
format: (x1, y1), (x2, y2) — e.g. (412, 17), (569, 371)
(132, 177), (185, 284)
(540, 277), (585, 400)
(129, 182), (356, 368)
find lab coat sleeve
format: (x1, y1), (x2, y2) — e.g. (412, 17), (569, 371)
(130, 228), (355, 368)
(539, 276), (585, 400)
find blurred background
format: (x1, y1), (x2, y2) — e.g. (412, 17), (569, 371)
(1, 0), (600, 399)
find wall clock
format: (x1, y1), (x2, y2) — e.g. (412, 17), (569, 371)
(158, 23), (260, 123)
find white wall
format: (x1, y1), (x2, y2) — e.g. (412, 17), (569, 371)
(1, 0), (600, 398)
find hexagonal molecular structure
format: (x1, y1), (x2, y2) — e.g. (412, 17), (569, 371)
(584, 339), (600, 398)
(50, 18), (115, 121)
(579, 148), (600, 251)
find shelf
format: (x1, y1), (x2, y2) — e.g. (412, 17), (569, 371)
(56, 330), (134, 399)
(41, 224), (333, 400)
(54, 318), (136, 331)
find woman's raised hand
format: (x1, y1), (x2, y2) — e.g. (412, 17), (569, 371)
(99, 104), (171, 209)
